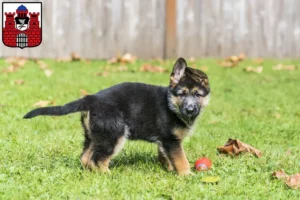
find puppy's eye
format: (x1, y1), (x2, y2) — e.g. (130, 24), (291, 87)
(195, 93), (202, 98)
(178, 92), (187, 97)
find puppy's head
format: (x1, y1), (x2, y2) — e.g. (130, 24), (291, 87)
(168, 58), (210, 124)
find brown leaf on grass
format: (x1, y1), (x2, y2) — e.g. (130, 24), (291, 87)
(219, 61), (237, 68)
(36, 60), (48, 70)
(272, 64), (296, 71)
(238, 53), (246, 61)
(199, 66), (208, 72)
(96, 71), (110, 77)
(107, 53), (136, 64)
(286, 174), (300, 189)
(56, 52), (87, 63)
(2, 57), (28, 73)
(217, 138), (262, 158)
(80, 89), (89, 97)
(71, 52), (81, 61)
(272, 170), (300, 189)
(115, 65), (128, 72)
(5, 57), (27, 67)
(44, 69), (53, 77)
(252, 58), (264, 64)
(227, 55), (239, 63)
(121, 53), (136, 63)
(272, 169), (288, 180)
(273, 113), (281, 119)
(2, 65), (19, 73)
(219, 53), (246, 68)
(33, 100), (55, 107)
(189, 57), (196, 63)
(56, 56), (72, 63)
(209, 120), (219, 125)
(140, 64), (167, 73)
(244, 66), (263, 74)
(14, 80), (24, 85)
(5, 57), (16, 64)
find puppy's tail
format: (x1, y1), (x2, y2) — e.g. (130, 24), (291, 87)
(23, 95), (97, 119)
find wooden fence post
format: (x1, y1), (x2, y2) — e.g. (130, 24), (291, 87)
(164, 0), (177, 59)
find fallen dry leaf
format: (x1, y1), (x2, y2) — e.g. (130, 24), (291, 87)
(44, 69), (53, 77)
(272, 169), (300, 189)
(80, 89), (89, 97)
(273, 113), (281, 119)
(272, 64), (296, 71)
(122, 53), (136, 63)
(227, 55), (239, 63)
(2, 65), (19, 73)
(36, 60), (48, 70)
(252, 58), (264, 64)
(33, 100), (55, 107)
(238, 53), (246, 61)
(140, 64), (167, 73)
(2, 57), (28, 73)
(219, 61), (237, 68)
(189, 57), (196, 63)
(56, 52), (87, 63)
(56, 56), (72, 63)
(217, 138), (262, 158)
(272, 169), (288, 180)
(14, 80), (24, 85)
(107, 53), (136, 64)
(96, 71), (110, 77)
(219, 53), (246, 68)
(209, 120), (219, 125)
(71, 52), (81, 61)
(5, 57), (27, 67)
(114, 65), (128, 72)
(286, 174), (300, 189)
(244, 66), (263, 74)
(199, 66), (208, 72)
(5, 57), (16, 64)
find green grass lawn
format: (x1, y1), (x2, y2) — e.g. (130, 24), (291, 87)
(0, 58), (299, 199)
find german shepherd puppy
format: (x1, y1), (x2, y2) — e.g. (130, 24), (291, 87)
(24, 58), (210, 175)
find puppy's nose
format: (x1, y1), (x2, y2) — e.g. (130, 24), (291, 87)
(186, 105), (195, 114)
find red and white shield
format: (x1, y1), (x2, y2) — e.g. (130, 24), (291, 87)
(2, 2), (42, 49)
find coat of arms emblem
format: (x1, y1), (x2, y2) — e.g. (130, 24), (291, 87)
(2, 2), (42, 49)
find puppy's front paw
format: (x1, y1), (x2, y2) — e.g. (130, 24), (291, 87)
(177, 169), (192, 176)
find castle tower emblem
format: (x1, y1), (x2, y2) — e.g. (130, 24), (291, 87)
(2, 2), (42, 49)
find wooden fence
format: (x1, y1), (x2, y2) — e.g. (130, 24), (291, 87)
(1, 0), (300, 59)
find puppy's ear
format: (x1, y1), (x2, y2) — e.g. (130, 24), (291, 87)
(170, 57), (187, 87)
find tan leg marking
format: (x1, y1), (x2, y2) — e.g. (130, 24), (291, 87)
(90, 158), (111, 173)
(80, 143), (110, 172)
(80, 143), (93, 168)
(113, 136), (126, 157)
(170, 144), (191, 176)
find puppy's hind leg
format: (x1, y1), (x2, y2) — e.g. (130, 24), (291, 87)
(89, 131), (127, 172)
(80, 112), (93, 168)
(88, 107), (127, 172)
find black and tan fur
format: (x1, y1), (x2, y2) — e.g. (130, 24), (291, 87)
(24, 58), (210, 175)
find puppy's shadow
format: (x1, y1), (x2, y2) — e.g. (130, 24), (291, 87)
(110, 151), (158, 168)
